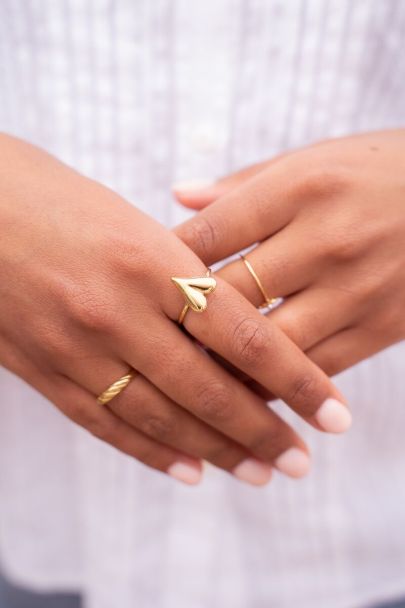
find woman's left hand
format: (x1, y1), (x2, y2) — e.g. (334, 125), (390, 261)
(174, 130), (405, 380)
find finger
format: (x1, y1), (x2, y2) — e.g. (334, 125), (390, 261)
(44, 311), (308, 485)
(306, 326), (390, 378)
(109, 373), (275, 481)
(117, 312), (312, 478)
(211, 286), (365, 399)
(234, 287), (353, 400)
(173, 154), (305, 265)
(205, 280), (353, 399)
(215, 227), (320, 306)
(11, 356), (202, 484)
(267, 286), (357, 351)
(172, 146), (304, 210)
(67, 359), (274, 483)
(0, 322), (203, 485)
(172, 161), (270, 210)
(44, 372), (204, 485)
(205, 348), (274, 401)
(165, 275), (352, 434)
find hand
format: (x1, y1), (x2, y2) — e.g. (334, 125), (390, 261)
(174, 129), (405, 383)
(0, 135), (350, 486)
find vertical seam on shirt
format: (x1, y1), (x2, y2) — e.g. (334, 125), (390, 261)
(277, 0), (308, 151)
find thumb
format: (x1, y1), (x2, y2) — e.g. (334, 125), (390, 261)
(172, 161), (269, 210)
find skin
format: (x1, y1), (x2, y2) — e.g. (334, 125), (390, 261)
(174, 129), (405, 386)
(0, 134), (349, 486)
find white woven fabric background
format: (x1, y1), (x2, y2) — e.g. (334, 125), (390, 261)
(0, 2), (404, 607)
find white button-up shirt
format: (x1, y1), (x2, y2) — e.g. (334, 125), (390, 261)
(0, 2), (404, 607)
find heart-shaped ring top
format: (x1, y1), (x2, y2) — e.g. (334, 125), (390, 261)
(171, 275), (217, 313)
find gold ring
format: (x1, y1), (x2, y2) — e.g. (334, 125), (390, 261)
(240, 254), (278, 309)
(171, 269), (216, 324)
(97, 370), (136, 405)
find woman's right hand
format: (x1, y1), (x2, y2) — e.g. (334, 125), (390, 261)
(0, 134), (349, 485)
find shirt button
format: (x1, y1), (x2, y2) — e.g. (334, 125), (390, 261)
(190, 124), (218, 153)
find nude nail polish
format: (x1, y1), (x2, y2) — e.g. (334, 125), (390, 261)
(167, 461), (202, 485)
(172, 179), (214, 192)
(233, 458), (273, 486)
(315, 398), (352, 433)
(275, 448), (311, 478)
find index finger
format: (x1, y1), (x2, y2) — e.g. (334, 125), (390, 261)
(174, 151), (345, 265)
(174, 157), (299, 264)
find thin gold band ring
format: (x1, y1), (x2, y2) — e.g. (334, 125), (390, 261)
(239, 254), (278, 309)
(178, 303), (190, 325)
(97, 370), (136, 405)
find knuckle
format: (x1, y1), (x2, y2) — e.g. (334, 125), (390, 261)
(65, 285), (117, 334)
(362, 271), (386, 298)
(287, 374), (317, 413)
(326, 230), (363, 262)
(194, 381), (232, 423)
(70, 399), (91, 426)
(326, 217), (383, 263)
(140, 412), (178, 442)
(293, 164), (351, 202)
(206, 443), (244, 469)
(232, 317), (268, 367)
(107, 235), (150, 281)
(112, 381), (179, 443)
(181, 215), (221, 259)
(249, 428), (286, 459)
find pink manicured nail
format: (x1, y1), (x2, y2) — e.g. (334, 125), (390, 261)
(275, 448), (311, 478)
(172, 179), (214, 193)
(233, 458), (272, 486)
(315, 398), (352, 433)
(167, 461), (202, 485)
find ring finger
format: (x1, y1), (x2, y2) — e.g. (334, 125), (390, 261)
(215, 226), (323, 306)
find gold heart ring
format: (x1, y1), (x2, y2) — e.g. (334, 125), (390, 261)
(171, 269), (216, 324)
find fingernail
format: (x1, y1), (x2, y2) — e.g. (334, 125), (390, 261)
(172, 179), (214, 193)
(315, 398), (352, 433)
(275, 448), (311, 479)
(233, 458), (272, 486)
(167, 461), (202, 485)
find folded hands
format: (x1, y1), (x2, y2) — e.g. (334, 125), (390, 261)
(1, 129), (403, 485)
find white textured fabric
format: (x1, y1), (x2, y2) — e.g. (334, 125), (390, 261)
(0, 1), (405, 607)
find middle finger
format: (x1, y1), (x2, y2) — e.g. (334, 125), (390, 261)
(163, 274), (352, 434)
(117, 311), (311, 471)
